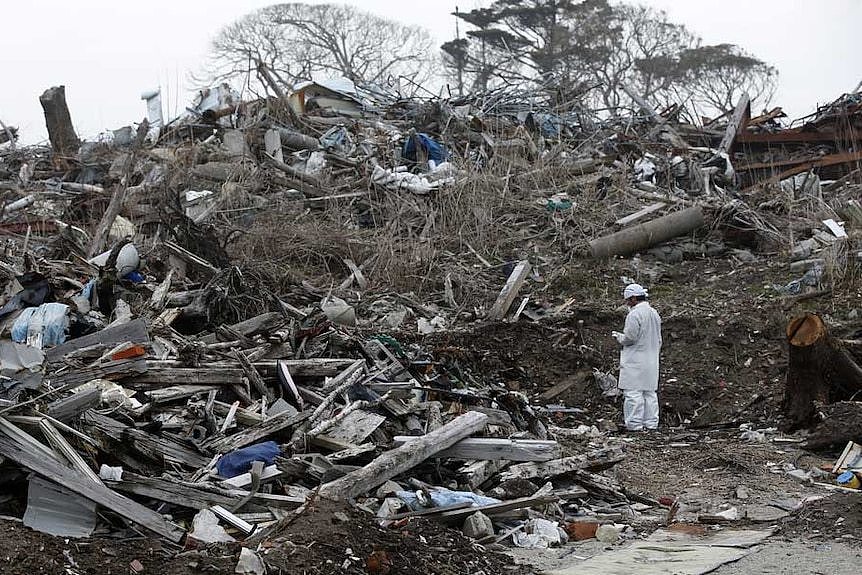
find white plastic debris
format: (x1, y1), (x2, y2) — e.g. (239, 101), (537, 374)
(235, 547), (265, 574)
(321, 295), (356, 326)
(98, 465), (123, 481)
(417, 315), (446, 335)
(371, 164), (438, 194)
(512, 518), (562, 549)
(191, 509), (236, 544)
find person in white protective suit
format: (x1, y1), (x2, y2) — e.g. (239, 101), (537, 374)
(612, 283), (662, 431)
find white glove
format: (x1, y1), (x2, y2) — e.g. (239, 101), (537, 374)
(611, 331), (624, 344)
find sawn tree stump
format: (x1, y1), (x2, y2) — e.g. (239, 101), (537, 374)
(783, 313), (862, 430)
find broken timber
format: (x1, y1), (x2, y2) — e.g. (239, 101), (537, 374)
(499, 447), (625, 481)
(319, 411), (489, 500)
(0, 421), (184, 542)
(487, 260), (531, 321)
(392, 437), (560, 462)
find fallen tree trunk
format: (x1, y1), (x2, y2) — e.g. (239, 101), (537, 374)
(589, 206), (705, 258)
(783, 314), (862, 431)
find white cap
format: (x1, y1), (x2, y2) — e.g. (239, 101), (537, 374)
(623, 283), (647, 299)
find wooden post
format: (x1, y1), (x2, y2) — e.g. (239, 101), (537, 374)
(589, 206), (705, 258)
(487, 260), (531, 321)
(39, 86), (80, 156)
(319, 411), (489, 500)
(717, 93), (751, 154)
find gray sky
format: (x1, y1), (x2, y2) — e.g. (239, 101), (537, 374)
(3, 0), (860, 144)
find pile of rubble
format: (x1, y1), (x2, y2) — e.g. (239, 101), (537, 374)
(0, 78), (861, 573)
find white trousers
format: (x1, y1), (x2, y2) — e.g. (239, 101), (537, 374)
(623, 390), (659, 430)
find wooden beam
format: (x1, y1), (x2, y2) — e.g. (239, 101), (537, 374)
(487, 260), (531, 321)
(45, 319), (149, 364)
(615, 202), (666, 227)
(318, 411), (489, 500)
(392, 437), (560, 462)
(717, 93), (750, 154)
(204, 409), (310, 454)
(434, 495), (559, 524)
(0, 422), (184, 542)
(499, 447), (625, 481)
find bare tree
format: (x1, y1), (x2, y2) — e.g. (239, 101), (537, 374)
(444, 0), (777, 118)
(671, 44), (777, 113)
(199, 3), (437, 96)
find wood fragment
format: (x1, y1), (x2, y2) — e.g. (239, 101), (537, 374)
(487, 260), (531, 321)
(392, 437), (560, 462)
(318, 411), (489, 500)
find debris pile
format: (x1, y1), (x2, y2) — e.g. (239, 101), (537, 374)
(0, 78), (861, 572)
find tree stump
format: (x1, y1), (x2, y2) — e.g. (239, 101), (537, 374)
(39, 85), (80, 158)
(783, 314), (862, 430)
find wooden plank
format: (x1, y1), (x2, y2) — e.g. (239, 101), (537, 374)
(46, 319), (149, 363)
(717, 93), (750, 154)
(319, 411), (489, 500)
(45, 388), (102, 422)
(327, 410), (386, 445)
(219, 464), (283, 488)
(277, 361), (304, 410)
(83, 411), (211, 468)
(111, 473), (240, 510)
(204, 409), (311, 454)
(199, 312), (284, 344)
(457, 460), (507, 489)
(486, 260), (531, 321)
(39, 419), (103, 485)
(0, 422), (184, 542)
(210, 505), (255, 534)
(392, 437), (560, 462)
(124, 368), (244, 386)
(50, 358), (148, 389)
(539, 371), (589, 402)
(614, 202), (666, 227)
(435, 495), (558, 524)
(499, 447), (626, 481)
(146, 358), (358, 378)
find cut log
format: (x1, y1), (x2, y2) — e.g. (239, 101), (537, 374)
(318, 411), (489, 500)
(783, 314), (862, 431)
(392, 437), (560, 462)
(487, 260), (531, 321)
(589, 206), (705, 258)
(39, 86), (80, 156)
(498, 447), (625, 481)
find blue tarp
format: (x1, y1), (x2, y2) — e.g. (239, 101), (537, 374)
(402, 133), (448, 164)
(11, 303), (70, 347)
(216, 441), (280, 478)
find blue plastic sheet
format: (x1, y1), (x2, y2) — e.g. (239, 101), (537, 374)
(11, 303), (70, 348)
(216, 441), (280, 478)
(402, 133), (448, 164)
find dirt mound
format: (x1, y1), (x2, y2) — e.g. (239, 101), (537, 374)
(260, 499), (529, 575)
(0, 519), (236, 575)
(780, 493), (862, 546)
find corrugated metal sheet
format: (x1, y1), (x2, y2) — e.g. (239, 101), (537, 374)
(23, 475), (97, 538)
